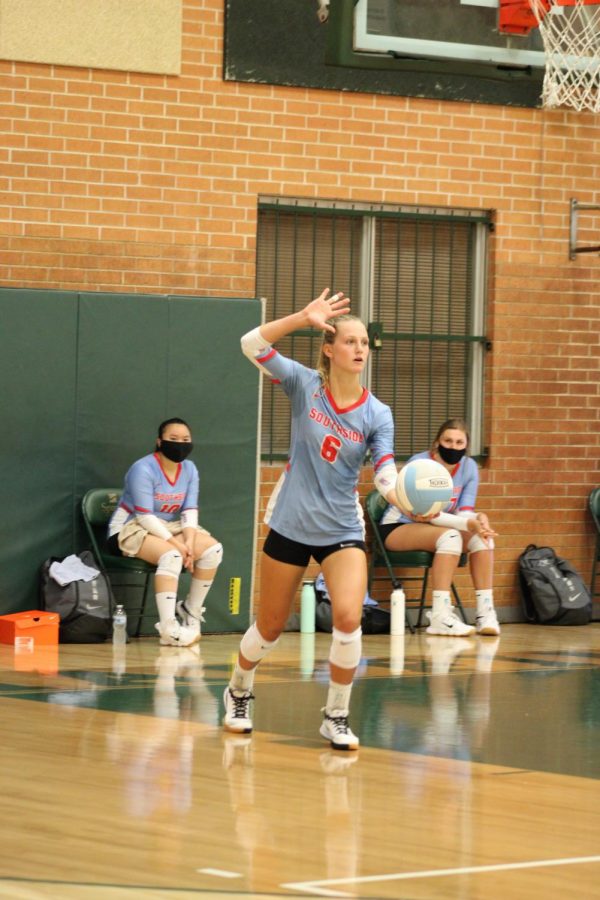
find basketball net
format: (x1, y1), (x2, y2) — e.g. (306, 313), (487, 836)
(528, 0), (600, 112)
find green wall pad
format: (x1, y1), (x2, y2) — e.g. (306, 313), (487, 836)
(0, 288), (261, 633)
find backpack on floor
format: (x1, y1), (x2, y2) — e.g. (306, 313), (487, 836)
(518, 544), (592, 626)
(40, 550), (113, 643)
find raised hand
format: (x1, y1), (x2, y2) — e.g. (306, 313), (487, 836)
(304, 288), (351, 333)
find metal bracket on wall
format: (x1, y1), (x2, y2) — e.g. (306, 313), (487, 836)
(569, 199), (600, 260)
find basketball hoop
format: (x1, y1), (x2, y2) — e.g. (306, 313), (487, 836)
(528, 0), (600, 112)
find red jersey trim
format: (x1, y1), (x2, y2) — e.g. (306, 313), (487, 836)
(120, 502), (133, 514)
(458, 506), (475, 512)
(153, 452), (181, 486)
(325, 386), (369, 414)
(257, 348), (277, 364)
(134, 505), (152, 513)
(374, 453), (395, 471)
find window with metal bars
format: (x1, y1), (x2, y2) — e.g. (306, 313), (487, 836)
(256, 198), (490, 462)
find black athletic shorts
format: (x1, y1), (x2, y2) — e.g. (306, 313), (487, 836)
(107, 533), (124, 557)
(263, 528), (366, 567)
(378, 522), (407, 545)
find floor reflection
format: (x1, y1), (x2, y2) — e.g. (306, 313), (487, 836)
(222, 732), (363, 896)
(105, 645), (219, 819)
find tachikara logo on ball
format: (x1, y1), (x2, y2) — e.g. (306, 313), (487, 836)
(395, 459), (453, 517)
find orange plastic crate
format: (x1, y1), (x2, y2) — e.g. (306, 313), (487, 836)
(0, 610), (60, 646)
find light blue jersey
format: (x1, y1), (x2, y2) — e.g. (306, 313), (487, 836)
(257, 348), (394, 545)
(108, 453), (199, 536)
(381, 450), (479, 526)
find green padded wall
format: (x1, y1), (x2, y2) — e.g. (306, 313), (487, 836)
(0, 288), (261, 633)
(0, 289), (79, 610)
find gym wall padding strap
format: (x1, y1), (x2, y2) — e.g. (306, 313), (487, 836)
(0, 288), (261, 632)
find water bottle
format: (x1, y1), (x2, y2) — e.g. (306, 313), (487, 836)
(112, 604), (127, 645)
(390, 587), (405, 636)
(300, 581), (316, 634)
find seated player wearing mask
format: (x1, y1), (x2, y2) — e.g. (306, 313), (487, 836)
(107, 417), (223, 646)
(378, 418), (500, 637)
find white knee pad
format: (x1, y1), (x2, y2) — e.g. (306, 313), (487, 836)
(467, 533), (495, 553)
(240, 622), (278, 664)
(156, 549), (183, 579)
(435, 528), (462, 556)
(195, 541), (223, 570)
(329, 626), (362, 670)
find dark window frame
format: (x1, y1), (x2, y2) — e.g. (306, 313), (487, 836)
(256, 197), (491, 463)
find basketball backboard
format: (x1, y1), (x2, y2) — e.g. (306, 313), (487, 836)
(225, 0), (546, 109)
(353, 0), (546, 69)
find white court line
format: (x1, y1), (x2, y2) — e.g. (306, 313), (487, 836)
(282, 854), (600, 898)
(197, 867), (242, 878)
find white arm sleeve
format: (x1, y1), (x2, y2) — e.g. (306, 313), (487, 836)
(373, 463), (398, 499)
(240, 326), (274, 376)
(180, 508), (198, 530)
(137, 514), (173, 541)
(430, 511), (471, 532)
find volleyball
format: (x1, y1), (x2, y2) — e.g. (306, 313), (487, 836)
(395, 459), (453, 517)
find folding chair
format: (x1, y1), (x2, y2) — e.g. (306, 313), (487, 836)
(365, 490), (468, 631)
(81, 488), (156, 638)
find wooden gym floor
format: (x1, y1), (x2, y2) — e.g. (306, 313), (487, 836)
(0, 624), (599, 900)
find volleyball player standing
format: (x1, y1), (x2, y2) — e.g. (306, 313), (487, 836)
(223, 289), (399, 750)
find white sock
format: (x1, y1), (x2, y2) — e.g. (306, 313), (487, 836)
(326, 680), (352, 715)
(186, 578), (212, 618)
(156, 591), (177, 625)
(230, 662), (255, 694)
(432, 591), (452, 616)
(475, 589), (494, 615)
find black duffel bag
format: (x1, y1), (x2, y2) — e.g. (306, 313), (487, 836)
(314, 573), (390, 634)
(40, 551), (113, 642)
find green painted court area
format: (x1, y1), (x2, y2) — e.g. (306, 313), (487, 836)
(2, 635), (598, 780)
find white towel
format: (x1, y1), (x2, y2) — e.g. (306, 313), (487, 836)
(49, 554), (100, 587)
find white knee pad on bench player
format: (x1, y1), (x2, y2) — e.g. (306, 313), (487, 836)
(240, 622), (279, 664)
(329, 626), (362, 670)
(435, 528), (462, 556)
(194, 542), (223, 570)
(467, 533), (495, 553)
(156, 549), (183, 579)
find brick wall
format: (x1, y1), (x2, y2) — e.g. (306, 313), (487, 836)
(1, 0), (598, 616)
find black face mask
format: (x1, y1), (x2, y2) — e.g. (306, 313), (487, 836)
(438, 445), (466, 465)
(159, 440), (193, 463)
